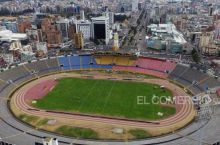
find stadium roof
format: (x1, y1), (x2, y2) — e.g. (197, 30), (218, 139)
(148, 23), (187, 44)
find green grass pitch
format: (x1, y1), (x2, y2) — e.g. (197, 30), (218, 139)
(33, 78), (176, 120)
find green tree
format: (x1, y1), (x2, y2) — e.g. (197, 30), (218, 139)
(191, 49), (200, 63)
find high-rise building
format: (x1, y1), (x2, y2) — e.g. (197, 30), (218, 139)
(74, 32), (84, 49)
(76, 20), (91, 40)
(34, 13), (49, 29)
(3, 21), (18, 33)
(41, 18), (52, 32)
(80, 10), (85, 21)
(91, 15), (110, 45)
(108, 12), (114, 27)
(209, 5), (213, 16)
(56, 19), (70, 41)
(46, 26), (62, 48)
(27, 28), (40, 42)
(17, 19), (32, 33)
(68, 24), (76, 40)
(138, 2), (143, 10)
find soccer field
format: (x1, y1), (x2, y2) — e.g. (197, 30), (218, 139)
(33, 78), (176, 120)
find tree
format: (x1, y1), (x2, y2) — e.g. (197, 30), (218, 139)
(191, 49), (200, 63)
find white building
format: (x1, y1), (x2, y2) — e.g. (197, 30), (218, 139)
(76, 20), (92, 40)
(108, 12), (114, 27)
(91, 15), (110, 45)
(1, 53), (14, 64)
(132, 0), (139, 12)
(0, 28), (27, 42)
(147, 23), (187, 44)
(36, 42), (48, 54)
(80, 10), (85, 21)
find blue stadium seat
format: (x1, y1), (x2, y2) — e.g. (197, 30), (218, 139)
(58, 56), (71, 70)
(69, 55), (81, 69)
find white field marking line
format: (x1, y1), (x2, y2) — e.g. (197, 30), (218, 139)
(77, 80), (99, 111)
(101, 80), (116, 113)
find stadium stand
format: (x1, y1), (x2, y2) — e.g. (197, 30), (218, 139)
(81, 55), (112, 69)
(80, 55), (91, 69)
(45, 57), (60, 72)
(0, 141), (14, 145)
(0, 54), (219, 145)
(112, 57), (177, 79)
(0, 54), (217, 98)
(113, 66), (168, 78)
(57, 55), (113, 70)
(94, 56), (114, 64)
(28, 60), (51, 76)
(0, 66), (30, 84)
(169, 64), (220, 94)
(94, 56), (137, 66)
(69, 55), (81, 69)
(199, 78), (220, 91)
(136, 57), (176, 73)
(58, 56), (71, 70)
(114, 56), (136, 66)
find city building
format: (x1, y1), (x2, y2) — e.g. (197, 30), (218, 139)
(108, 12), (115, 27)
(36, 42), (48, 54)
(132, 0), (139, 12)
(0, 27), (28, 43)
(74, 32), (84, 49)
(76, 20), (91, 41)
(34, 13), (50, 29)
(146, 23), (187, 53)
(2, 21), (18, 33)
(80, 10), (85, 21)
(56, 18), (70, 41)
(17, 19), (32, 33)
(91, 15), (110, 45)
(46, 26), (62, 48)
(27, 28), (40, 42)
(41, 18), (52, 32)
(68, 24), (76, 40)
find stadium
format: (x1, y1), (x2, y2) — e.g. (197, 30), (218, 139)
(0, 53), (219, 145)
